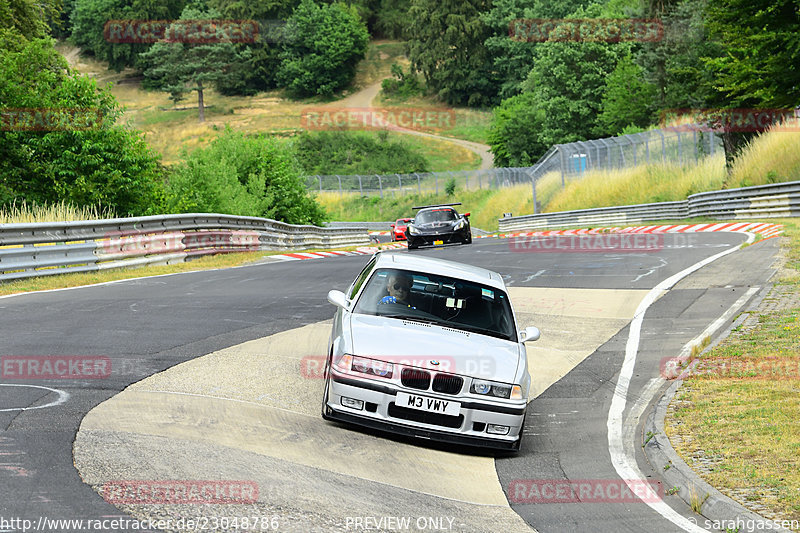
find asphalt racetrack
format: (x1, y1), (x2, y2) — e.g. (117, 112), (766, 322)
(0, 231), (781, 532)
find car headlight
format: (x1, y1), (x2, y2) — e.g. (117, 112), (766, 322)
(454, 219), (465, 230)
(471, 379), (523, 399)
(351, 356), (393, 379)
(408, 226), (419, 235)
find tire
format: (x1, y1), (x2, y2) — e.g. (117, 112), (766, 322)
(464, 232), (472, 244)
(407, 242), (418, 250)
(511, 412), (527, 451)
(321, 352), (334, 420)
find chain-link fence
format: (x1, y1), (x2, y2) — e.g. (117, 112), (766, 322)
(305, 127), (723, 213)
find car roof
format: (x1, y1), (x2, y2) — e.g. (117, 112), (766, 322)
(374, 252), (506, 289)
(417, 206), (457, 213)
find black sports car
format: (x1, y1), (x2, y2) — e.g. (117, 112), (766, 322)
(405, 203), (472, 249)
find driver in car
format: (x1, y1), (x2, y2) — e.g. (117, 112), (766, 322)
(379, 272), (416, 308)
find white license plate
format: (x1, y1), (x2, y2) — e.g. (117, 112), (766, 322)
(396, 391), (460, 416)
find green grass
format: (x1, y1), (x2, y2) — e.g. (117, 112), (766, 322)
(394, 133), (481, 171)
(666, 219), (800, 523)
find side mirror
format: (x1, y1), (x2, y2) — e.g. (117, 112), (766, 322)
(464, 212), (471, 217)
(390, 224), (395, 228)
(519, 326), (540, 342)
(327, 290), (350, 310)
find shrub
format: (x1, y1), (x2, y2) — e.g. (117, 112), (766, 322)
(293, 131), (429, 176)
(166, 128), (326, 225)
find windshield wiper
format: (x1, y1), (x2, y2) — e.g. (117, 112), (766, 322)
(451, 324), (511, 340)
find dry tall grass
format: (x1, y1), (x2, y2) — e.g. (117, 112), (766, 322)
(543, 154), (726, 212)
(727, 128), (800, 188)
(0, 200), (116, 224)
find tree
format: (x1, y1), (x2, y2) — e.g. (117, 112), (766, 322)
(406, 0), (498, 106)
(207, 0), (300, 94)
(704, 0), (800, 109)
(596, 54), (658, 136)
(482, 0), (594, 101)
(0, 31), (165, 214)
(482, 0), (539, 100)
(703, 0), (800, 167)
(635, 0), (722, 111)
(138, 6), (252, 122)
(523, 42), (626, 146)
(276, 0), (369, 98)
(69, 0), (186, 71)
(487, 92), (548, 167)
(0, 0), (62, 39)
(166, 128), (326, 225)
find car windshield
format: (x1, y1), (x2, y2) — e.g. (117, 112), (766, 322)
(415, 209), (457, 224)
(352, 268), (516, 341)
(396, 219), (410, 225)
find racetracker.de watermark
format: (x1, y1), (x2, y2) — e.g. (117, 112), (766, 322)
(99, 229), (261, 258)
(510, 18), (663, 42)
(301, 354), (496, 380)
(509, 234), (664, 253)
(300, 108), (456, 131)
(0, 108), (104, 132)
(101, 480), (259, 504)
(661, 108), (800, 132)
(661, 356), (800, 380)
(1, 356), (111, 379)
(103, 19), (259, 43)
(509, 479), (664, 503)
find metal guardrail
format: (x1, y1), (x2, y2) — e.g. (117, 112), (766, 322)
(0, 214), (370, 282)
(325, 221), (395, 231)
(688, 181), (800, 219)
(498, 201), (689, 231)
(498, 181), (800, 231)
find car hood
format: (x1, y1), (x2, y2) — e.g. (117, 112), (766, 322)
(414, 221), (457, 231)
(348, 314), (521, 382)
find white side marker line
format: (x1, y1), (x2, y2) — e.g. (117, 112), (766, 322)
(607, 232), (756, 532)
(0, 384), (70, 412)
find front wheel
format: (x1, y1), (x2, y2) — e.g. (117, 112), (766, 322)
(463, 233), (472, 244)
(321, 352), (334, 420)
(407, 242), (418, 250)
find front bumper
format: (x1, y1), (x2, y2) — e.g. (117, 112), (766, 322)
(406, 228), (469, 247)
(326, 371), (526, 450)
(392, 231), (407, 241)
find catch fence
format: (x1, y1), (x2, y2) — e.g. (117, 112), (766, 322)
(305, 127), (722, 213)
